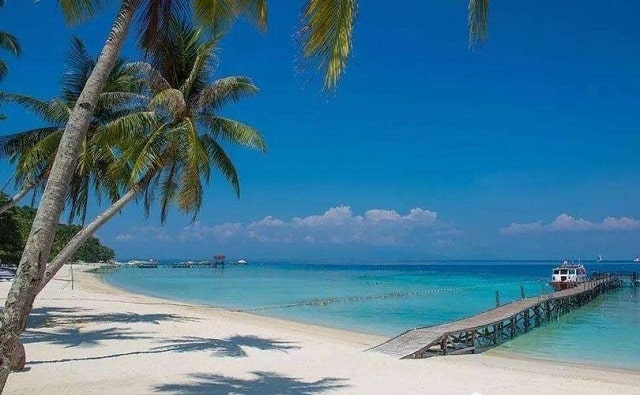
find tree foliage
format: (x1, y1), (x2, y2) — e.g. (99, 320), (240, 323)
(0, 192), (114, 266)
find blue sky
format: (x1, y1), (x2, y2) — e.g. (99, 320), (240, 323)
(1, 0), (640, 261)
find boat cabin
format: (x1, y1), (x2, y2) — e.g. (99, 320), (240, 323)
(550, 264), (587, 291)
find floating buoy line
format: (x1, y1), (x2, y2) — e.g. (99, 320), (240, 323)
(233, 279), (546, 312)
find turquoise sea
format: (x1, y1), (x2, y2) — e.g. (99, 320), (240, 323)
(105, 261), (640, 370)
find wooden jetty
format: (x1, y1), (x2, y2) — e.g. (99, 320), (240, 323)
(370, 276), (625, 359)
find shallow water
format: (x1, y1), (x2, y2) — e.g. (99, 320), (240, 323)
(105, 261), (640, 370)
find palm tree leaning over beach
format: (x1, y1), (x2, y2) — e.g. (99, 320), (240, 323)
(0, 0), (488, 388)
(39, 20), (265, 291)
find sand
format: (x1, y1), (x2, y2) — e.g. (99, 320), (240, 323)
(1, 265), (639, 395)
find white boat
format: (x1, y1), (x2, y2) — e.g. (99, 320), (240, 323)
(549, 262), (587, 291)
(634, 256), (640, 263)
(237, 259), (247, 265)
(127, 259), (158, 268)
(597, 254), (603, 262)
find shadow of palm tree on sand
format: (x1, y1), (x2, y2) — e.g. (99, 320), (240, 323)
(152, 335), (299, 357)
(27, 307), (194, 328)
(22, 327), (151, 348)
(155, 371), (349, 394)
(26, 334), (299, 365)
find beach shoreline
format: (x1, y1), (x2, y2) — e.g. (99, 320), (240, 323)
(3, 264), (640, 394)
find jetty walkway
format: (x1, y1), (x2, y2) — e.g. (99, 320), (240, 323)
(370, 276), (628, 359)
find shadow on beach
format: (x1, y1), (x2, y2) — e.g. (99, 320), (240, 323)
(25, 332), (299, 365)
(155, 371), (349, 395)
(22, 326), (153, 348)
(152, 335), (300, 357)
(27, 307), (194, 328)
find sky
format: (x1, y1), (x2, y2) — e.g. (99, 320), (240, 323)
(1, 0), (639, 262)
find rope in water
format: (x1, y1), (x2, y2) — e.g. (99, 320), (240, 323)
(234, 279), (546, 312)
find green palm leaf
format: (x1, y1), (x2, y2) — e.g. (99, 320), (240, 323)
(299, 0), (357, 91)
(468, 0), (489, 49)
(0, 31), (20, 56)
(57, 0), (104, 25)
(199, 114), (266, 152)
(194, 76), (258, 112)
(124, 61), (172, 93)
(0, 94), (71, 125)
(199, 134), (239, 197)
(0, 127), (60, 161)
(149, 88), (187, 121)
(237, 0), (268, 30)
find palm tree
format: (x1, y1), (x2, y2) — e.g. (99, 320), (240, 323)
(0, 0), (488, 387)
(0, 0), (20, 82)
(40, 20), (265, 298)
(0, 37), (143, 218)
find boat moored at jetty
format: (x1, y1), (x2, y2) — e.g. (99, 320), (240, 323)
(129, 259), (157, 268)
(550, 262), (587, 291)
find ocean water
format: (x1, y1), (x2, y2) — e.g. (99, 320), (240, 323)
(105, 261), (640, 370)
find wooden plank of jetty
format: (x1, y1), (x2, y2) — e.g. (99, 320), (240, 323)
(369, 277), (622, 359)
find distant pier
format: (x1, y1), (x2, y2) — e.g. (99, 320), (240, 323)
(370, 274), (634, 359)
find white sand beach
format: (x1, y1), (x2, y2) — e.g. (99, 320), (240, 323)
(2, 265), (639, 395)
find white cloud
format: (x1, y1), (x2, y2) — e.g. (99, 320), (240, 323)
(114, 206), (459, 250)
(501, 214), (640, 234)
(115, 233), (134, 241)
(173, 205), (458, 248)
(115, 226), (173, 242)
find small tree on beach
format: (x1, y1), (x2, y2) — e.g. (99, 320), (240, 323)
(0, 0), (489, 389)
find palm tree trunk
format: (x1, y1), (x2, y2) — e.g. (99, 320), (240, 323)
(0, 0), (139, 389)
(38, 186), (141, 292)
(0, 179), (41, 215)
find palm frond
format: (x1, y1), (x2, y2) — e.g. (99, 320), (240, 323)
(137, 0), (190, 51)
(14, 130), (62, 185)
(0, 127), (60, 160)
(179, 40), (216, 99)
(200, 134), (239, 197)
(0, 31), (20, 56)
(62, 36), (95, 102)
(298, 0), (357, 90)
(158, 161), (179, 223)
(57, 0), (104, 25)
(149, 88), (186, 122)
(236, 0), (268, 30)
(192, 0), (237, 38)
(96, 111), (157, 147)
(468, 0), (489, 49)
(194, 76), (258, 112)
(98, 91), (148, 112)
(0, 94), (71, 125)
(200, 115), (266, 152)
(0, 60), (7, 81)
(127, 122), (172, 185)
(124, 61), (172, 93)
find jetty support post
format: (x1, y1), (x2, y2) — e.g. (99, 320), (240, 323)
(495, 290), (500, 308)
(520, 285), (525, 300)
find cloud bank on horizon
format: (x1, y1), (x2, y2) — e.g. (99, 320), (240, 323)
(500, 214), (640, 234)
(115, 205), (462, 248)
(111, 208), (640, 259)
